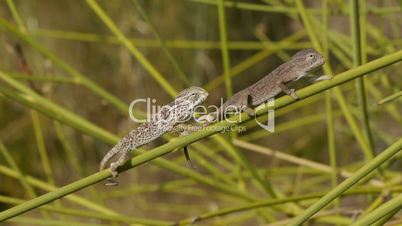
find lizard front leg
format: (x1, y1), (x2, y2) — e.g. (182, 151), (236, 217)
(312, 74), (332, 82)
(239, 93), (256, 117)
(305, 74), (332, 83)
(278, 82), (299, 100)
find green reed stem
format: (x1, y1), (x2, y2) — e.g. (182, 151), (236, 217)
(217, 0), (232, 98)
(350, 0), (375, 159)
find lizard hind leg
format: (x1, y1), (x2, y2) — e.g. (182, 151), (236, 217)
(278, 82), (299, 100)
(104, 149), (131, 186)
(109, 149), (131, 178)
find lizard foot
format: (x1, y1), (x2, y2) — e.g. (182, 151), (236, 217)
(110, 162), (120, 178)
(290, 89), (299, 100)
(243, 107), (255, 117)
(314, 74), (332, 82)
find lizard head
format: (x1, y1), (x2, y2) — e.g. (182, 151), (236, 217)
(292, 48), (325, 73)
(175, 86), (209, 107)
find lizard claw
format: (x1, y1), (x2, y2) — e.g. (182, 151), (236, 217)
(105, 178), (119, 186)
(185, 159), (197, 169)
(196, 114), (214, 123)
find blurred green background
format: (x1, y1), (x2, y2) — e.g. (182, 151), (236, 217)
(0, 0), (401, 225)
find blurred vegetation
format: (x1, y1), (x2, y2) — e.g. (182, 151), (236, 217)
(0, 0), (401, 225)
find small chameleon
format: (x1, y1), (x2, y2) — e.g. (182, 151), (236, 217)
(200, 48), (328, 123)
(100, 86), (208, 185)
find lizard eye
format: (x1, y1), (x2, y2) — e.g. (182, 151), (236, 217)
(190, 93), (198, 99)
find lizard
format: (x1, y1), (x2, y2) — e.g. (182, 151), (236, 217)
(199, 48), (328, 123)
(99, 86), (208, 185)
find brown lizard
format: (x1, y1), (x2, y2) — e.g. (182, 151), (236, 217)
(200, 48), (328, 123)
(100, 86), (208, 185)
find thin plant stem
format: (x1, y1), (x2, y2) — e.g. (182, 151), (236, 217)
(377, 90), (402, 105)
(368, 205), (402, 226)
(322, 0), (339, 213)
(350, 0), (375, 158)
(217, 0), (232, 98)
(31, 111), (55, 185)
(5, 0), (26, 33)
